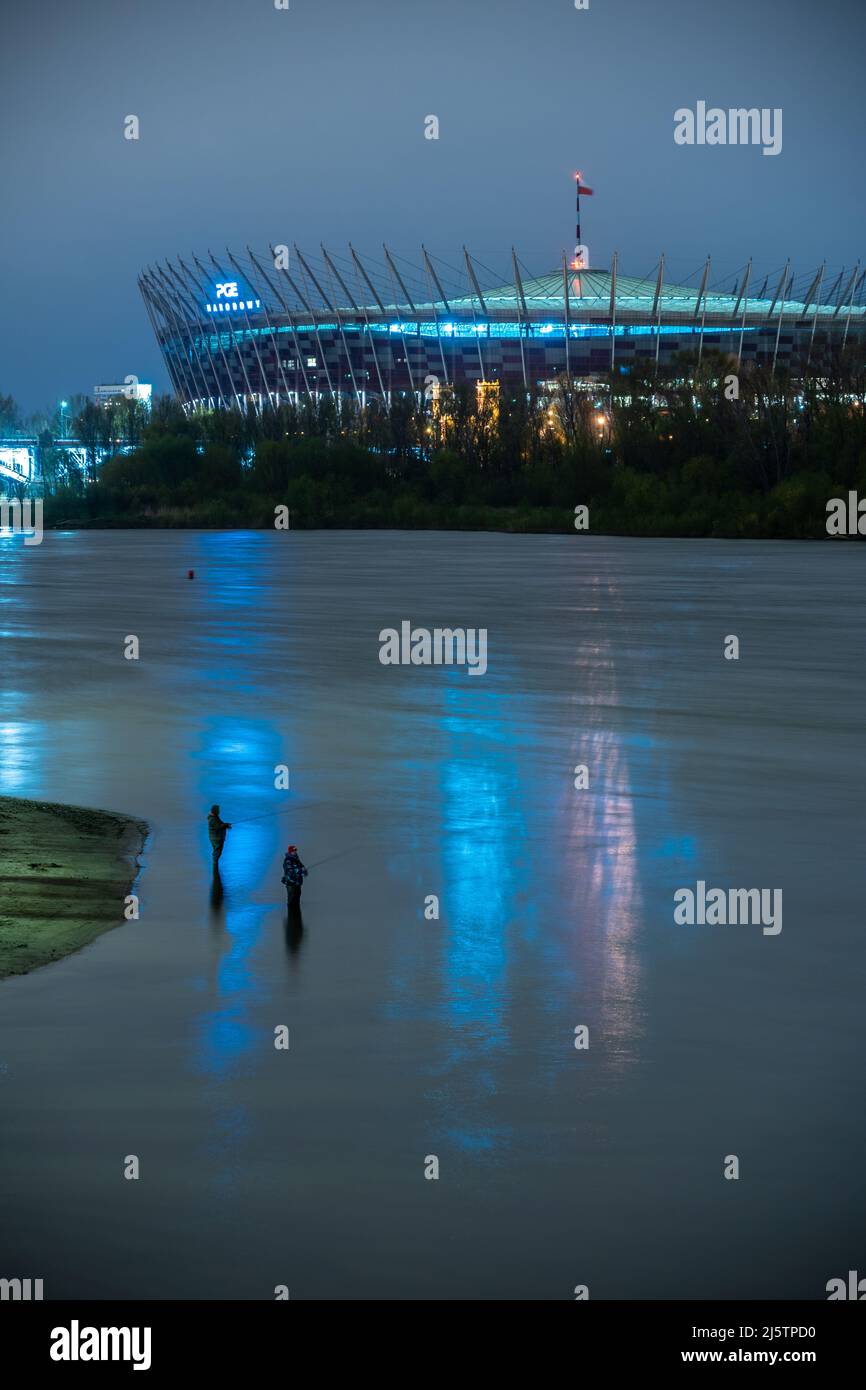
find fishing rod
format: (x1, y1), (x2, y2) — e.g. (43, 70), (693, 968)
(229, 797), (367, 826)
(143, 796), (370, 846)
(304, 847), (364, 869)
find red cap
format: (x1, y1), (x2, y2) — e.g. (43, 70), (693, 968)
(287, 845), (297, 853)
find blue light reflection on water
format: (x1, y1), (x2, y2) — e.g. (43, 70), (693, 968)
(427, 677), (525, 1157)
(182, 536), (301, 1184)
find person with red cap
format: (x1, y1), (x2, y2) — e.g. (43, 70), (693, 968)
(281, 844), (308, 910)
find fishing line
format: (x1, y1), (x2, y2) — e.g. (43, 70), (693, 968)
(135, 796), (370, 847)
(228, 797), (368, 825)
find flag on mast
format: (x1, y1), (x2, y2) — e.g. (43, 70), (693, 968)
(573, 172), (594, 273)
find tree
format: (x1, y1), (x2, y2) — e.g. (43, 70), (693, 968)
(72, 402), (105, 483)
(116, 397), (147, 451)
(0, 391), (21, 436)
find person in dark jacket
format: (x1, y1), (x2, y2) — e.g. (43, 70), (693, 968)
(281, 844), (308, 909)
(207, 805), (232, 863)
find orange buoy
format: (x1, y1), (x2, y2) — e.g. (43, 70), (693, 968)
(187, 569), (195, 579)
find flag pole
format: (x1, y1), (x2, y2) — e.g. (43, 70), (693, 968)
(573, 171), (593, 267)
(576, 174), (581, 253)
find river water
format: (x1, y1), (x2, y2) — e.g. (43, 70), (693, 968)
(0, 529), (863, 1300)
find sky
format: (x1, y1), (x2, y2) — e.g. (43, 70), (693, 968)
(1, 0), (865, 413)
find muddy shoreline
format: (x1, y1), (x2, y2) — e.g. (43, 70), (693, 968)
(0, 797), (147, 979)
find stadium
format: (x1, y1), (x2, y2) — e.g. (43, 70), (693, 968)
(140, 186), (866, 411)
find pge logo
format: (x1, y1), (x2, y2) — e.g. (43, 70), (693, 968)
(215, 282), (239, 299)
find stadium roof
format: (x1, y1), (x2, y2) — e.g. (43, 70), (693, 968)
(376, 268), (866, 321)
(142, 249), (866, 327)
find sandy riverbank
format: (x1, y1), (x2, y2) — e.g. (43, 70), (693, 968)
(0, 797), (147, 979)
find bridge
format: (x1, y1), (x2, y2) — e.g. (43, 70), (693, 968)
(0, 439), (89, 487)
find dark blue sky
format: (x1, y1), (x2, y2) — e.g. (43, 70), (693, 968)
(2, 0), (864, 411)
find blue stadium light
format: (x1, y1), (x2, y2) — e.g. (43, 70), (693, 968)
(144, 244), (866, 408)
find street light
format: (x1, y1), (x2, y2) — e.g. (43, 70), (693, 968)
(59, 401), (68, 437)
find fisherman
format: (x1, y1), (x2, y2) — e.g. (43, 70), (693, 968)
(207, 804), (232, 863)
(281, 844), (308, 910)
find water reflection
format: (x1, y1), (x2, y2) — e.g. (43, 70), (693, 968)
(284, 904), (305, 962)
(557, 577), (647, 1073)
(209, 865), (225, 912)
(186, 585), (298, 1191)
(0, 721), (36, 792)
(424, 679), (524, 1155)
(193, 714), (284, 1082)
(558, 729), (644, 1071)
(411, 570), (659, 1152)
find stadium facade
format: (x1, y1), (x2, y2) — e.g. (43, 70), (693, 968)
(139, 243), (866, 412)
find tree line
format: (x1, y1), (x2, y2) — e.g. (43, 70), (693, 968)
(4, 347), (866, 538)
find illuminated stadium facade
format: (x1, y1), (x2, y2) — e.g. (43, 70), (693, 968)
(140, 240), (866, 411)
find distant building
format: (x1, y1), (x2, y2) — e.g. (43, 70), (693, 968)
(94, 376), (152, 410)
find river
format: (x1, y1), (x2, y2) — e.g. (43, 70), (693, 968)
(0, 529), (863, 1299)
